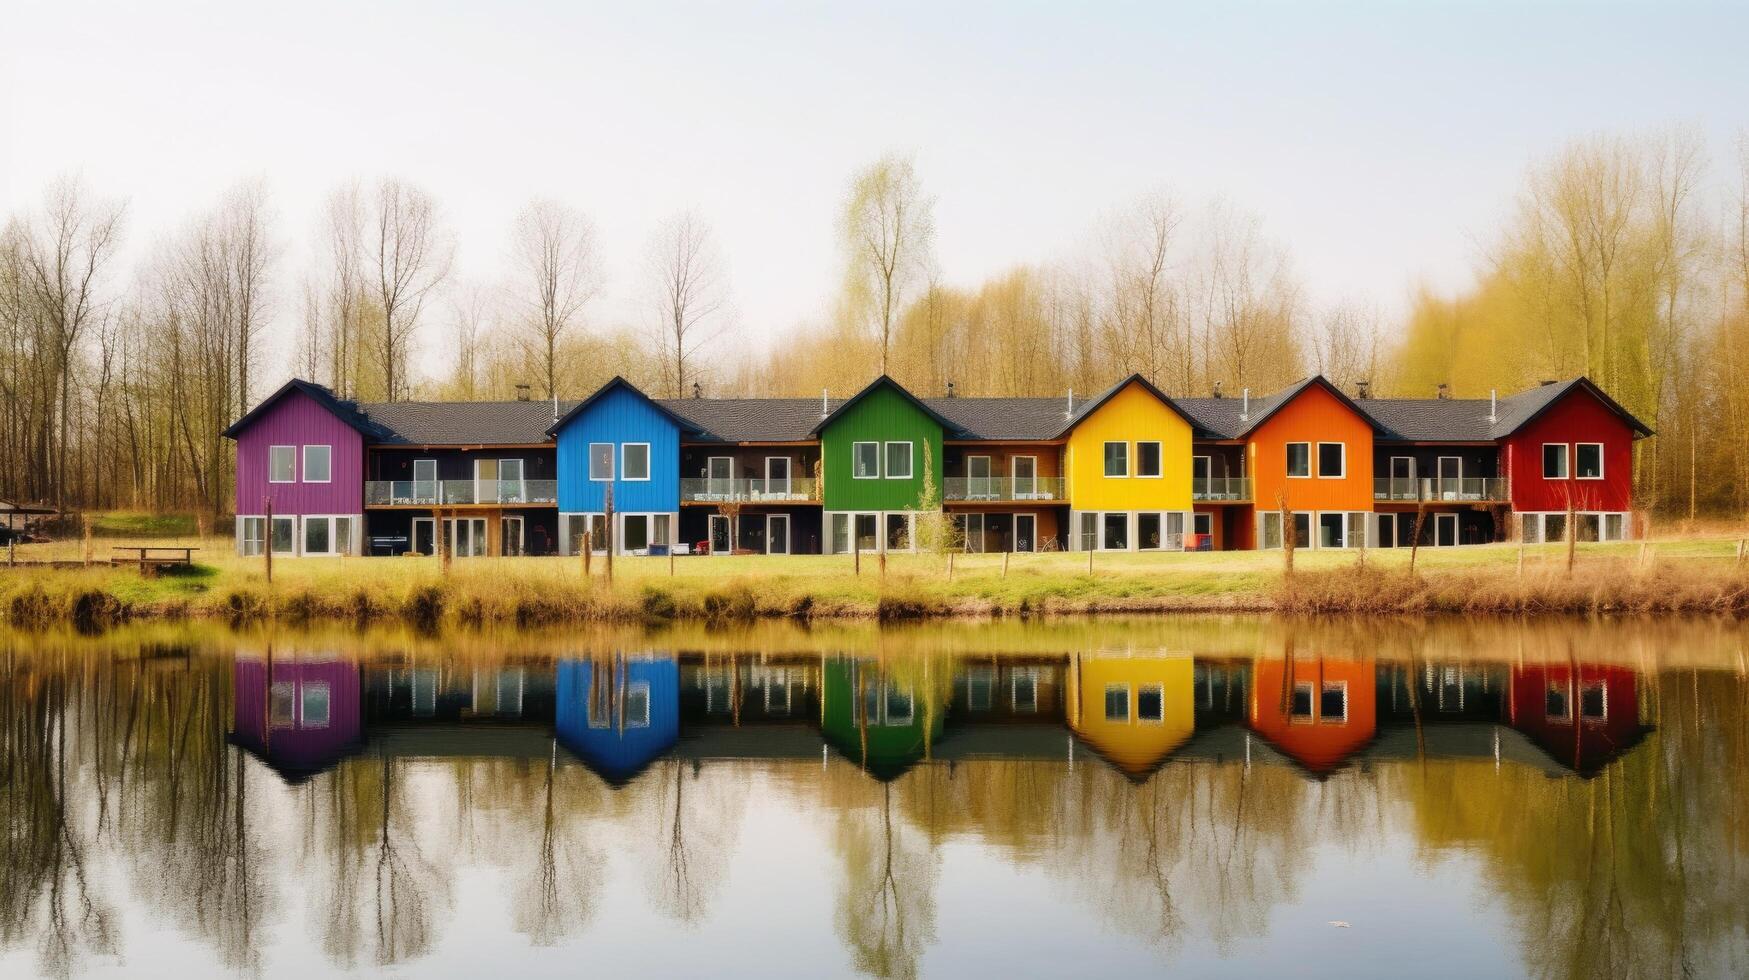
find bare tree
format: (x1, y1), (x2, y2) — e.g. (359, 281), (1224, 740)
(365, 179), (452, 400)
(645, 210), (732, 398)
(511, 199), (598, 399)
(841, 155), (935, 374)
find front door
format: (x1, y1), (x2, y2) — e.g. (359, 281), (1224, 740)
(1193, 455), (1211, 497)
(1437, 456), (1462, 500)
(1014, 513), (1037, 553)
(1377, 515), (1396, 548)
(449, 518), (488, 557)
(766, 457), (791, 497)
(1012, 456), (1037, 499)
(474, 459), (498, 505)
(968, 456), (993, 499)
(708, 514), (733, 555)
(1389, 457), (1415, 500)
(708, 457), (734, 499)
(1436, 513), (1459, 547)
(413, 459), (438, 504)
(854, 514), (879, 552)
(965, 513), (986, 553)
(502, 516), (524, 556)
(499, 458), (525, 503)
(768, 514), (790, 554)
(412, 518), (435, 556)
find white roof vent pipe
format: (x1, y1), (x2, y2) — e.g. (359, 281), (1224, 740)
(1489, 388), (1498, 424)
(821, 389), (829, 419)
(1240, 388), (1250, 423)
(1065, 387), (1074, 421)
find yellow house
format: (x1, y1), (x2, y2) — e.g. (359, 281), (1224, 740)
(1066, 652), (1195, 779)
(1063, 374), (1197, 551)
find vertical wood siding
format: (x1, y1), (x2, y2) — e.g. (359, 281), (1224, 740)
(820, 385), (944, 511)
(1247, 655), (1376, 773)
(1247, 383), (1375, 512)
(1063, 381), (1194, 511)
(1501, 389), (1635, 512)
(233, 390), (365, 515)
(554, 386), (681, 513)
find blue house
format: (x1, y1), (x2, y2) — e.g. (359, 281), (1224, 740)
(555, 656), (680, 785)
(549, 377), (699, 555)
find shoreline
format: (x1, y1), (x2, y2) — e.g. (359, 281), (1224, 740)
(4, 540), (1747, 630)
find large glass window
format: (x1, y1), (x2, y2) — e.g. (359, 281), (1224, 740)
(1286, 443), (1311, 478)
(1603, 513), (1624, 541)
(886, 513), (911, 550)
(1542, 444), (1568, 479)
(1291, 513), (1312, 549)
(302, 682), (331, 728)
(1520, 514), (1543, 544)
(1136, 442), (1162, 478)
(303, 445), (332, 483)
(1102, 513), (1128, 550)
(1544, 513), (1568, 542)
(622, 514), (650, 552)
(885, 442), (913, 480)
(1137, 513), (1162, 550)
(1317, 443), (1345, 478)
(1260, 512), (1283, 550)
(1320, 681), (1348, 722)
(1103, 442), (1128, 477)
(1546, 682), (1570, 721)
(1104, 684), (1130, 722)
(240, 517), (265, 556)
(304, 517), (331, 555)
(652, 514), (671, 548)
(1580, 682), (1607, 720)
(269, 445), (295, 483)
(831, 513), (851, 554)
(853, 442), (880, 479)
(854, 514), (879, 551)
(270, 516), (297, 554)
(1319, 513), (1345, 549)
(624, 683), (651, 727)
(1136, 684), (1164, 722)
(589, 443), (614, 481)
(1291, 682), (1314, 719)
(622, 443), (651, 481)
(1575, 443), (1603, 480)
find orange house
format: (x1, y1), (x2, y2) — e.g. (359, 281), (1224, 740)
(1248, 654), (1377, 775)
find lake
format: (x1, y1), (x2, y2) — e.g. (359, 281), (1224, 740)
(1, 616), (1745, 979)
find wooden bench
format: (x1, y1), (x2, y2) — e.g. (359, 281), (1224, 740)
(111, 546), (199, 575)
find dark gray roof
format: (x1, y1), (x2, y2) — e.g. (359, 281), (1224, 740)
(924, 397), (1072, 440)
(658, 398), (840, 442)
(1175, 387), (1304, 439)
(359, 399), (576, 446)
(223, 378), (393, 441)
(1358, 398), (1496, 442)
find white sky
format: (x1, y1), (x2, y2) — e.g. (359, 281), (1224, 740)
(4, 0), (1746, 386)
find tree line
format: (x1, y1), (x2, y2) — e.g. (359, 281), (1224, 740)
(3, 125), (1747, 518)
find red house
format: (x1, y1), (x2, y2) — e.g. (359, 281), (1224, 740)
(1507, 663), (1652, 776)
(1495, 378), (1652, 543)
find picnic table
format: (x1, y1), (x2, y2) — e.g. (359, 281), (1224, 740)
(111, 546), (199, 575)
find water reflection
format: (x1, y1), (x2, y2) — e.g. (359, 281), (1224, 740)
(2, 619), (1746, 978)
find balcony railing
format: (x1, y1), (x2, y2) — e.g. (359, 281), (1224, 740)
(1373, 477), (1506, 502)
(1192, 477), (1252, 501)
(680, 477), (819, 503)
(943, 477), (1066, 502)
(365, 479), (558, 506)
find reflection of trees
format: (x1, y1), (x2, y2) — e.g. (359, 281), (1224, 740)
(834, 780), (937, 980)
(509, 746), (603, 944)
(642, 758), (742, 923)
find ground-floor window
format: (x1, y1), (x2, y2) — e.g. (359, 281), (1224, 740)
(299, 515), (355, 557)
(270, 516), (297, 555)
(1258, 511), (1369, 549)
(826, 512), (920, 554)
(239, 516), (265, 556)
(1072, 511), (1188, 551)
(1136, 512), (1186, 551)
(618, 513), (673, 554)
(560, 513), (610, 555)
(1518, 512), (1630, 544)
(1102, 513), (1128, 550)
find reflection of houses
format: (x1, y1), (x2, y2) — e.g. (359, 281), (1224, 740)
(1065, 653), (1194, 780)
(230, 654), (364, 781)
(555, 655), (680, 785)
(1378, 661), (1507, 723)
(821, 658), (946, 780)
(1507, 664), (1653, 777)
(1248, 655), (1377, 776)
(942, 659), (1069, 761)
(676, 657), (825, 760)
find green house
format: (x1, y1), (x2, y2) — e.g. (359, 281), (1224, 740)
(813, 376), (953, 553)
(821, 658), (946, 781)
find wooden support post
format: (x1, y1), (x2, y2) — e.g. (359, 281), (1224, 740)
(879, 549), (886, 579)
(947, 550), (954, 581)
(670, 549), (676, 576)
(1002, 551), (1009, 578)
(604, 487), (615, 587)
(854, 543), (861, 576)
(264, 499), (274, 584)
(1087, 546), (1094, 576)
(583, 530), (593, 578)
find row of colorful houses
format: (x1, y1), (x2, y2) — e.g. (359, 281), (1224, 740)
(222, 372), (1651, 557)
(232, 650), (1652, 785)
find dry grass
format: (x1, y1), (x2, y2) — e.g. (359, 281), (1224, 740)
(3, 528), (1749, 629)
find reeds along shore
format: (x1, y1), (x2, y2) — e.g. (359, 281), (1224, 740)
(3, 541), (1749, 631)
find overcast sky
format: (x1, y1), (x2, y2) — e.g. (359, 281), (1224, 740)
(4, 1), (1746, 383)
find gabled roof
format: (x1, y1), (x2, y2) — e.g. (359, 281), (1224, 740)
(659, 397), (840, 442)
(1490, 377), (1653, 439)
(1177, 375), (1380, 440)
(546, 376), (704, 440)
(1051, 372), (1199, 439)
(923, 397), (1071, 441)
(807, 375), (966, 438)
(367, 398), (575, 445)
(221, 378), (390, 441)
(1357, 398), (1497, 442)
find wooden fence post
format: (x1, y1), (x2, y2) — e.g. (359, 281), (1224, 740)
(264, 499), (274, 584)
(947, 550), (954, 581)
(1002, 551), (1009, 578)
(854, 542), (861, 576)
(82, 513), (92, 568)
(1087, 546), (1094, 577)
(879, 549), (886, 579)
(604, 486), (615, 587)
(583, 530), (593, 578)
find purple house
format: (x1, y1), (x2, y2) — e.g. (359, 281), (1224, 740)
(230, 654), (364, 781)
(222, 379), (381, 556)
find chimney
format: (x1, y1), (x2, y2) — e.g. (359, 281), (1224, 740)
(821, 388), (830, 419)
(1064, 388), (1075, 421)
(1489, 388), (1498, 423)
(1212, 381), (1224, 399)
(1436, 383), (1450, 400)
(1355, 380), (1371, 400)
(552, 392), (559, 424)
(515, 383), (531, 402)
(946, 380), (955, 398)
(1240, 388), (1250, 422)
(691, 381), (702, 399)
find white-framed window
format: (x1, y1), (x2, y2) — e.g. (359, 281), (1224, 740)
(1290, 681), (1314, 720)
(624, 681), (651, 728)
(269, 445), (296, 483)
(1103, 441), (1128, 477)
(765, 456), (792, 494)
(622, 514), (651, 552)
(589, 443), (614, 481)
(1138, 512), (1162, 550)
(302, 682), (331, 728)
(1603, 513), (1625, 541)
(622, 443), (651, 481)
(1316, 442), (1345, 479)
(239, 516), (266, 556)
(269, 682), (295, 728)
(1260, 511), (1283, 550)
(1104, 683), (1130, 722)
(303, 445), (332, 483)
(1291, 513), (1312, 549)
(853, 442), (880, 479)
(1101, 512), (1129, 550)
(303, 516), (334, 556)
(270, 516), (297, 555)
(1546, 681), (1570, 722)
(1286, 442), (1311, 478)
(885, 441), (913, 480)
(1579, 680), (1608, 721)
(1136, 683), (1164, 723)
(560, 513), (610, 555)
(1542, 443), (1568, 479)
(1135, 441), (1163, 478)
(1318, 513), (1346, 549)
(1320, 681), (1348, 723)
(1575, 443), (1604, 480)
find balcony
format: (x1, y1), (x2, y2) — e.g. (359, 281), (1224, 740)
(1374, 477), (1506, 502)
(680, 478), (819, 504)
(365, 479), (558, 507)
(943, 477), (1066, 502)
(1192, 477), (1251, 501)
